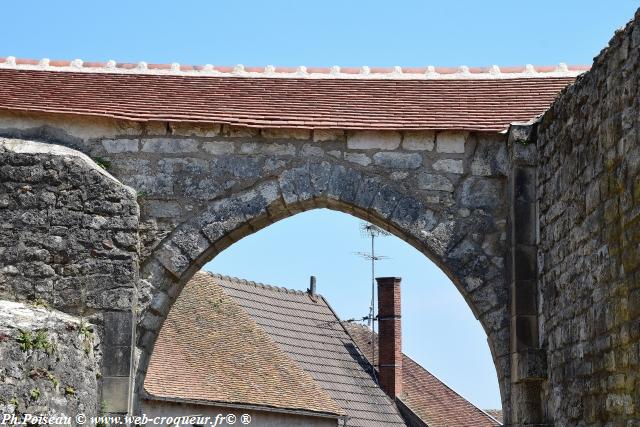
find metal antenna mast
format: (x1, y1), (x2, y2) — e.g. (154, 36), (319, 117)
(354, 222), (390, 381)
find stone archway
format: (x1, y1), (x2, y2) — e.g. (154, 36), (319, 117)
(134, 157), (511, 416)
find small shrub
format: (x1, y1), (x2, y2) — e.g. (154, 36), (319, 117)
(30, 388), (40, 400)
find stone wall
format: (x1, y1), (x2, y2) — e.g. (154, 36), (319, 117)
(0, 300), (101, 422)
(0, 115), (513, 419)
(536, 10), (640, 426)
(0, 138), (140, 414)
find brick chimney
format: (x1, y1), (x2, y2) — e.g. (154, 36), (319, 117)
(376, 276), (402, 398)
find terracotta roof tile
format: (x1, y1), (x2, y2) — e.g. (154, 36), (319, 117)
(0, 58), (586, 131)
(216, 274), (407, 427)
(144, 271), (344, 417)
(343, 322), (502, 427)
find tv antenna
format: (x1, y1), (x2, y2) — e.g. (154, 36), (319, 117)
(353, 222), (390, 380)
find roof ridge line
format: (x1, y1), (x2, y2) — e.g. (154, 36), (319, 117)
(0, 56), (590, 80)
(204, 270), (311, 296)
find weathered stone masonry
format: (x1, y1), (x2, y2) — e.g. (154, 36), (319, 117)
(0, 8), (639, 426)
(0, 139), (139, 416)
(0, 118), (513, 420)
(535, 11), (640, 426)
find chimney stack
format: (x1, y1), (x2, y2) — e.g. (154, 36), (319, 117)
(308, 276), (317, 297)
(376, 276), (402, 398)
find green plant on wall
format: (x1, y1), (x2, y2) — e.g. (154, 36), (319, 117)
(79, 321), (95, 356)
(17, 329), (54, 354)
(92, 157), (112, 170)
(47, 372), (60, 389)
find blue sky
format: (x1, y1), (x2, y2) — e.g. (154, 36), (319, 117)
(4, 0), (637, 410)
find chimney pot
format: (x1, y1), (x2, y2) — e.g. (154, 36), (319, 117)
(376, 276), (402, 398)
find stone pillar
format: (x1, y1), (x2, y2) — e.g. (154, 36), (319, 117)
(376, 277), (403, 398)
(101, 310), (136, 415)
(507, 124), (548, 426)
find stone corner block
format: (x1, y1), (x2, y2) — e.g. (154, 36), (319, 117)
(511, 142), (538, 166)
(511, 348), (547, 382)
(101, 376), (131, 413)
(507, 123), (536, 145)
(347, 130), (401, 150)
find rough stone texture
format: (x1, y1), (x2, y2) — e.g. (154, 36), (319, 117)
(0, 138), (139, 415)
(373, 152), (422, 169)
(433, 159), (464, 174)
(0, 15), (638, 421)
(536, 10), (640, 426)
(0, 300), (101, 422)
(0, 139), (139, 314)
(0, 116), (513, 416)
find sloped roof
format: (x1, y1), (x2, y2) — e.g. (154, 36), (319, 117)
(144, 271), (344, 417)
(215, 273), (408, 427)
(485, 409), (504, 424)
(0, 58), (586, 131)
(343, 323), (501, 427)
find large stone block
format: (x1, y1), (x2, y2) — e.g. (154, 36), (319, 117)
(432, 159), (464, 174)
(460, 177), (504, 209)
(347, 130), (401, 150)
(313, 129), (344, 142)
(403, 131), (435, 151)
(201, 140), (235, 155)
(141, 138), (199, 153)
(436, 131), (468, 153)
(373, 152), (422, 169)
(262, 128), (311, 140)
(416, 173), (454, 192)
(345, 152), (372, 166)
(102, 139), (139, 153)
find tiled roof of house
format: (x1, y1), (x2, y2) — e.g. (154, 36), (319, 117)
(0, 57), (587, 131)
(343, 322), (502, 427)
(144, 271), (344, 417)
(485, 409), (504, 424)
(215, 273), (408, 427)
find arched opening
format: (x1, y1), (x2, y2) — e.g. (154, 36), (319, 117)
(205, 208), (502, 411)
(136, 160), (510, 423)
(138, 189), (504, 422)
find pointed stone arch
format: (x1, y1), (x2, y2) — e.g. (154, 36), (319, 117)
(135, 158), (510, 413)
